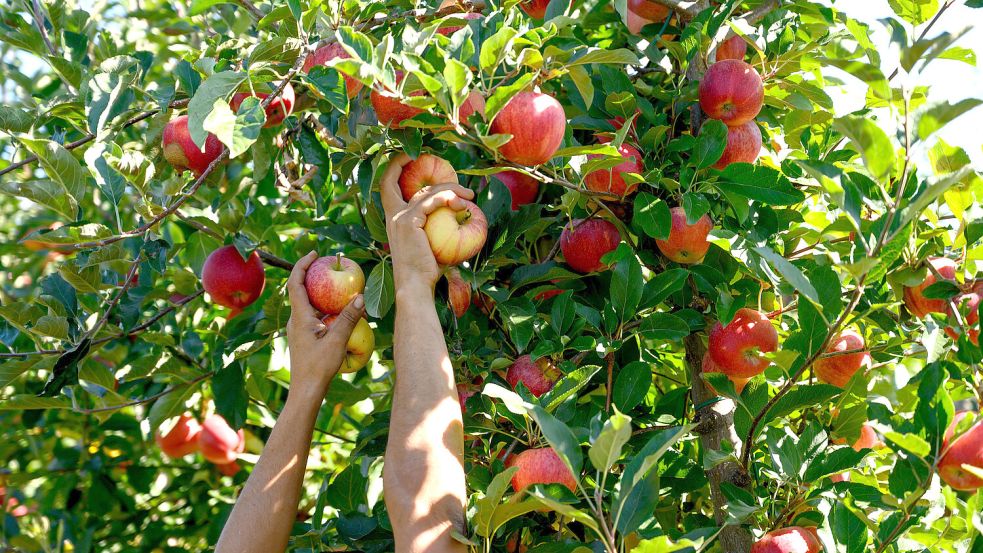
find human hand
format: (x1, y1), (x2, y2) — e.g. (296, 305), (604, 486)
(380, 152), (475, 294)
(285, 252), (365, 402)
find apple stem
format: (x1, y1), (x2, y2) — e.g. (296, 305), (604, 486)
(456, 209), (472, 225)
(335, 254), (342, 271)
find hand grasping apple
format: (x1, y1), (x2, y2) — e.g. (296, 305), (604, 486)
(379, 152), (478, 293)
(285, 251), (365, 399)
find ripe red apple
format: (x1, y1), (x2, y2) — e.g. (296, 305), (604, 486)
(229, 82), (295, 128)
(655, 206), (713, 264)
(708, 308), (778, 378)
(584, 142), (644, 196)
(945, 281), (983, 344)
(702, 353), (750, 394)
(904, 257), (958, 317)
(458, 90), (486, 123)
(202, 245), (266, 313)
(751, 527), (822, 553)
(559, 219), (621, 273)
(423, 201), (489, 265)
(320, 315), (375, 372)
(507, 447), (577, 492)
(457, 384), (476, 413)
(519, 0), (551, 19)
(437, 11), (483, 35)
(939, 411), (983, 491)
(198, 414), (245, 465)
(303, 42), (364, 98)
(493, 170), (539, 210)
(715, 35), (748, 62)
(490, 90), (566, 166)
(714, 120), (762, 170)
(446, 267), (472, 317)
(833, 423), (880, 451)
(371, 71), (425, 127)
(398, 153), (458, 201)
(627, 0), (670, 20)
(304, 255), (365, 316)
(162, 115), (224, 176)
(699, 60), (764, 126)
(216, 461), (241, 477)
(155, 414), (202, 458)
(813, 329), (871, 388)
(506, 355), (561, 397)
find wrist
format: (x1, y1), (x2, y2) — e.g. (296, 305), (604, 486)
(395, 279), (435, 304)
(285, 380), (329, 412)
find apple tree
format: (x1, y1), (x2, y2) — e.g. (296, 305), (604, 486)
(1, 0), (982, 552)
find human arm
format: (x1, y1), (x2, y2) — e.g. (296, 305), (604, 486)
(380, 153), (473, 553)
(216, 252), (365, 553)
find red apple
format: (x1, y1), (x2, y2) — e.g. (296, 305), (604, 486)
(493, 170), (540, 210)
(398, 153), (458, 201)
(627, 0), (670, 20)
(457, 384), (476, 413)
(458, 90), (486, 123)
(715, 35), (748, 62)
(202, 245), (266, 313)
(371, 71), (425, 127)
(939, 411), (983, 491)
(584, 142), (644, 196)
(833, 423), (880, 451)
(519, 0), (551, 19)
(423, 201), (489, 265)
(507, 447), (577, 492)
(945, 281), (983, 344)
(506, 355), (561, 397)
(303, 42), (364, 98)
(751, 527), (822, 553)
(714, 120), (762, 170)
(304, 254), (365, 315)
(198, 414), (245, 465)
(699, 59), (764, 126)
(655, 206), (713, 264)
(490, 90), (566, 166)
(217, 461), (241, 477)
(559, 219), (621, 273)
(437, 11), (483, 35)
(229, 82), (295, 128)
(446, 267), (472, 317)
(708, 308), (778, 379)
(162, 115), (223, 176)
(814, 329), (871, 388)
(702, 353), (750, 394)
(320, 315), (375, 372)
(904, 257), (958, 317)
(155, 414), (202, 458)
(534, 288), (564, 301)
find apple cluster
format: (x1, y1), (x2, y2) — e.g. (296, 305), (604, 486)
(305, 254), (375, 372)
(699, 46), (764, 171)
(155, 413), (245, 476)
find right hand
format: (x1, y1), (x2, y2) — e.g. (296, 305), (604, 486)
(379, 152), (475, 294)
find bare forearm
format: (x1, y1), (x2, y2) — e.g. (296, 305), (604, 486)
(384, 283), (467, 553)
(216, 393), (321, 553)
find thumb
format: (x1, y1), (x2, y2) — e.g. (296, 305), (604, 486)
(321, 294), (366, 346)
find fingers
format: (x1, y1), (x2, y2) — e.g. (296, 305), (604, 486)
(380, 152), (413, 220)
(321, 295), (366, 348)
(411, 186), (475, 218)
(287, 251), (318, 319)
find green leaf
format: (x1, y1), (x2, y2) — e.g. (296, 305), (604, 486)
(753, 246), (822, 310)
(569, 48), (639, 66)
(190, 0), (231, 15)
(831, 501), (869, 553)
(611, 256), (643, 322)
(529, 405), (582, 479)
(614, 426), (689, 533)
(474, 467), (521, 537)
(638, 312), (690, 341)
(326, 464), (368, 513)
(0, 106), (34, 132)
(16, 136), (87, 208)
(539, 364), (602, 413)
(613, 361), (651, 411)
(818, 58), (890, 100)
(479, 27), (517, 73)
(589, 409), (632, 472)
(213, 361), (247, 429)
(0, 179), (78, 219)
(187, 70), (246, 148)
(204, 96), (265, 159)
(568, 66), (594, 108)
(832, 116), (897, 181)
(632, 192), (671, 240)
(915, 99), (982, 141)
(716, 164), (805, 206)
(40, 339), (91, 397)
(883, 431), (931, 457)
(762, 384), (842, 430)
(693, 119), (728, 169)
(364, 261), (394, 319)
(888, 0), (939, 26)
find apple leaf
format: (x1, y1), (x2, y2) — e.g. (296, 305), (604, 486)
(715, 164), (805, 206)
(364, 261), (394, 319)
(693, 119), (727, 169)
(612, 362), (651, 411)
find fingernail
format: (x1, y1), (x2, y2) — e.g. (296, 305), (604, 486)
(353, 295), (364, 309)
(308, 250), (316, 257)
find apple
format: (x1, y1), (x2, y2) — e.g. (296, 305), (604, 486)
(938, 411), (983, 491)
(303, 42), (364, 98)
(458, 90), (486, 123)
(714, 120), (762, 170)
(0, 488), (28, 518)
(655, 206), (713, 264)
(155, 414), (202, 458)
(437, 11), (482, 35)
(216, 461), (241, 477)
(162, 115), (224, 176)
(584, 142), (644, 196)
(904, 257), (958, 317)
(398, 153), (458, 201)
(519, 0), (565, 19)
(627, 0), (670, 20)
(708, 308), (778, 378)
(702, 353), (750, 394)
(945, 280), (983, 344)
(751, 527), (822, 553)
(198, 414), (245, 465)
(715, 35), (748, 62)
(446, 267), (472, 317)
(202, 245), (266, 314)
(833, 423), (880, 451)
(492, 170), (539, 210)
(506, 355), (561, 397)
(229, 82), (295, 128)
(813, 329), (871, 388)
(490, 90), (566, 166)
(560, 218), (621, 273)
(304, 255), (365, 315)
(423, 201), (489, 265)
(371, 71), (425, 127)
(699, 59), (764, 126)
(507, 447), (578, 492)
(320, 315), (375, 373)
(457, 384), (476, 413)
